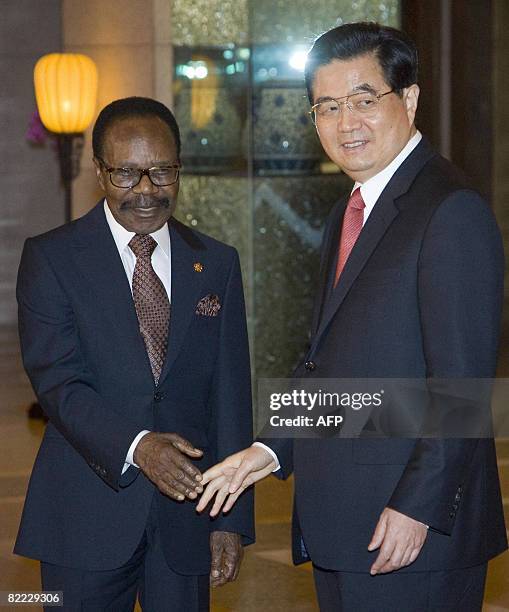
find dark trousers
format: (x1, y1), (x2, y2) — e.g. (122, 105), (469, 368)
(313, 563), (487, 612)
(41, 499), (209, 612)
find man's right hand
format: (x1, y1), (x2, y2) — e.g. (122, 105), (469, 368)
(134, 432), (203, 501)
(196, 446), (276, 516)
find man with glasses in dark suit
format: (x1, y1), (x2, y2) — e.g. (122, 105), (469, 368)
(198, 23), (507, 611)
(15, 97), (254, 611)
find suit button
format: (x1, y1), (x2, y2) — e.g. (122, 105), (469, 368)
(305, 361), (317, 371)
(452, 503), (459, 510)
(449, 512), (455, 518)
(154, 392), (164, 402)
(455, 493), (461, 502)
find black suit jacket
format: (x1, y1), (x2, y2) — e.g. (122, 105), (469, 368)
(14, 202), (254, 574)
(263, 138), (507, 572)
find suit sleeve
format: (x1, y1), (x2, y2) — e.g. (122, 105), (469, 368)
(206, 249), (255, 545)
(17, 237), (144, 491)
(387, 190), (504, 534)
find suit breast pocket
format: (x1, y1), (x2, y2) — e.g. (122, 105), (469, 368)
(352, 438), (414, 465)
(193, 313), (222, 327)
(191, 298), (223, 334)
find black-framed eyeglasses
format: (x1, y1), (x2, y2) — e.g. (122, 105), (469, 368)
(96, 157), (181, 188)
(309, 89), (394, 125)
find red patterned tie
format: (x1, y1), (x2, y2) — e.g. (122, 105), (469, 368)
(129, 234), (170, 384)
(334, 187), (366, 287)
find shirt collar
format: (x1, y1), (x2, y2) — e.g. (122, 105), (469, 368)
(353, 130), (422, 213)
(103, 199), (170, 257)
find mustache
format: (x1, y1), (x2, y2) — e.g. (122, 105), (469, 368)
(119, 195), (172, 210)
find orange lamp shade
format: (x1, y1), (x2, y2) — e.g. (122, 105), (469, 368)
(34, 53), (98, 133)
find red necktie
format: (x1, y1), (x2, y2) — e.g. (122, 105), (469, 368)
(334, 187), (366, 287)
(129, 234), (170, 384)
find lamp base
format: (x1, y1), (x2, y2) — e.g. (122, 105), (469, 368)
(57, 133), (84, 223)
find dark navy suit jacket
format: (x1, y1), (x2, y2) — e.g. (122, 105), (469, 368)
(263, 138), (508, 572)
(14, 203), (254, 574)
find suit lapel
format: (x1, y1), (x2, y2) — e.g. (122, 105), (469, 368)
(70, 203), (154, 381)
(71, 205), (207, 386)
(315, 194), (399, 343)
(310, 199), (347, 337)
(311, 137), (437, 350)
(157, 218), (206, 385)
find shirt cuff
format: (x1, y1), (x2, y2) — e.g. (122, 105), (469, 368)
(122, 430), (151, 475)
(252, 442), (280, 472)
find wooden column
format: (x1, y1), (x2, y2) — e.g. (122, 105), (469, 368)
(402, 0), (493, 200)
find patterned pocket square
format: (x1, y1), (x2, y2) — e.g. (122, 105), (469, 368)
(195, 294), (221, 317)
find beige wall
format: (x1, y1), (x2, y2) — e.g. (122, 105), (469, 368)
(62, 0), (173, 219)
(1, 0), (64, 324)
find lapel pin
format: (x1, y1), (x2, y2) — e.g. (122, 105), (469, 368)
(193, 262), (203, 273)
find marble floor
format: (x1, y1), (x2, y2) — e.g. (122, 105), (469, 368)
(0, 324), (508, 611)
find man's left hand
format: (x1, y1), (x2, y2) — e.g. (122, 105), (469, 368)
(209, 531), (243, 587)
(368, 507), (428, 575)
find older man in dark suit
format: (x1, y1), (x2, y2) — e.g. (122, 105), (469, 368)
(198, 23), (507, 611)
(15, 97), (254, 611)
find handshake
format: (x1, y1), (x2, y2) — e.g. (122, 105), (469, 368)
(134, 432), (429, 578)
(134, 432), (276, 514)
(133, 432), (276, 586)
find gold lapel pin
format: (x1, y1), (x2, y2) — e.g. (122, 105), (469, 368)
(193, 262), (203, 272)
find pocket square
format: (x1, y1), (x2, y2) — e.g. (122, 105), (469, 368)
(195, 294), (221, 317)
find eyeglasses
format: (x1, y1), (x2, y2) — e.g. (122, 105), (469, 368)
(96, 157), (181, 188)
(309, 89), (394, 125)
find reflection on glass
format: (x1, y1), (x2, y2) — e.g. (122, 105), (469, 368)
(288, 50), (308, 72)
(251, 43), (325, 175)
(173, 47), (249, 174)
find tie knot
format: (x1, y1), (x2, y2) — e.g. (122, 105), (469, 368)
(129, 234), (157, 258)
(348, 188), (365, 211)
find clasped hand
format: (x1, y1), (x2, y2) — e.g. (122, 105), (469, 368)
(134, 432), (243, 586)
(134, 431), (204, 501)
(196, 446), (276, 515)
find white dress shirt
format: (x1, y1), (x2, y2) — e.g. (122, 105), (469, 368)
(357, 130), (422, 225)
(256, 130), (423, 472)
(103, 200), (170, 473)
